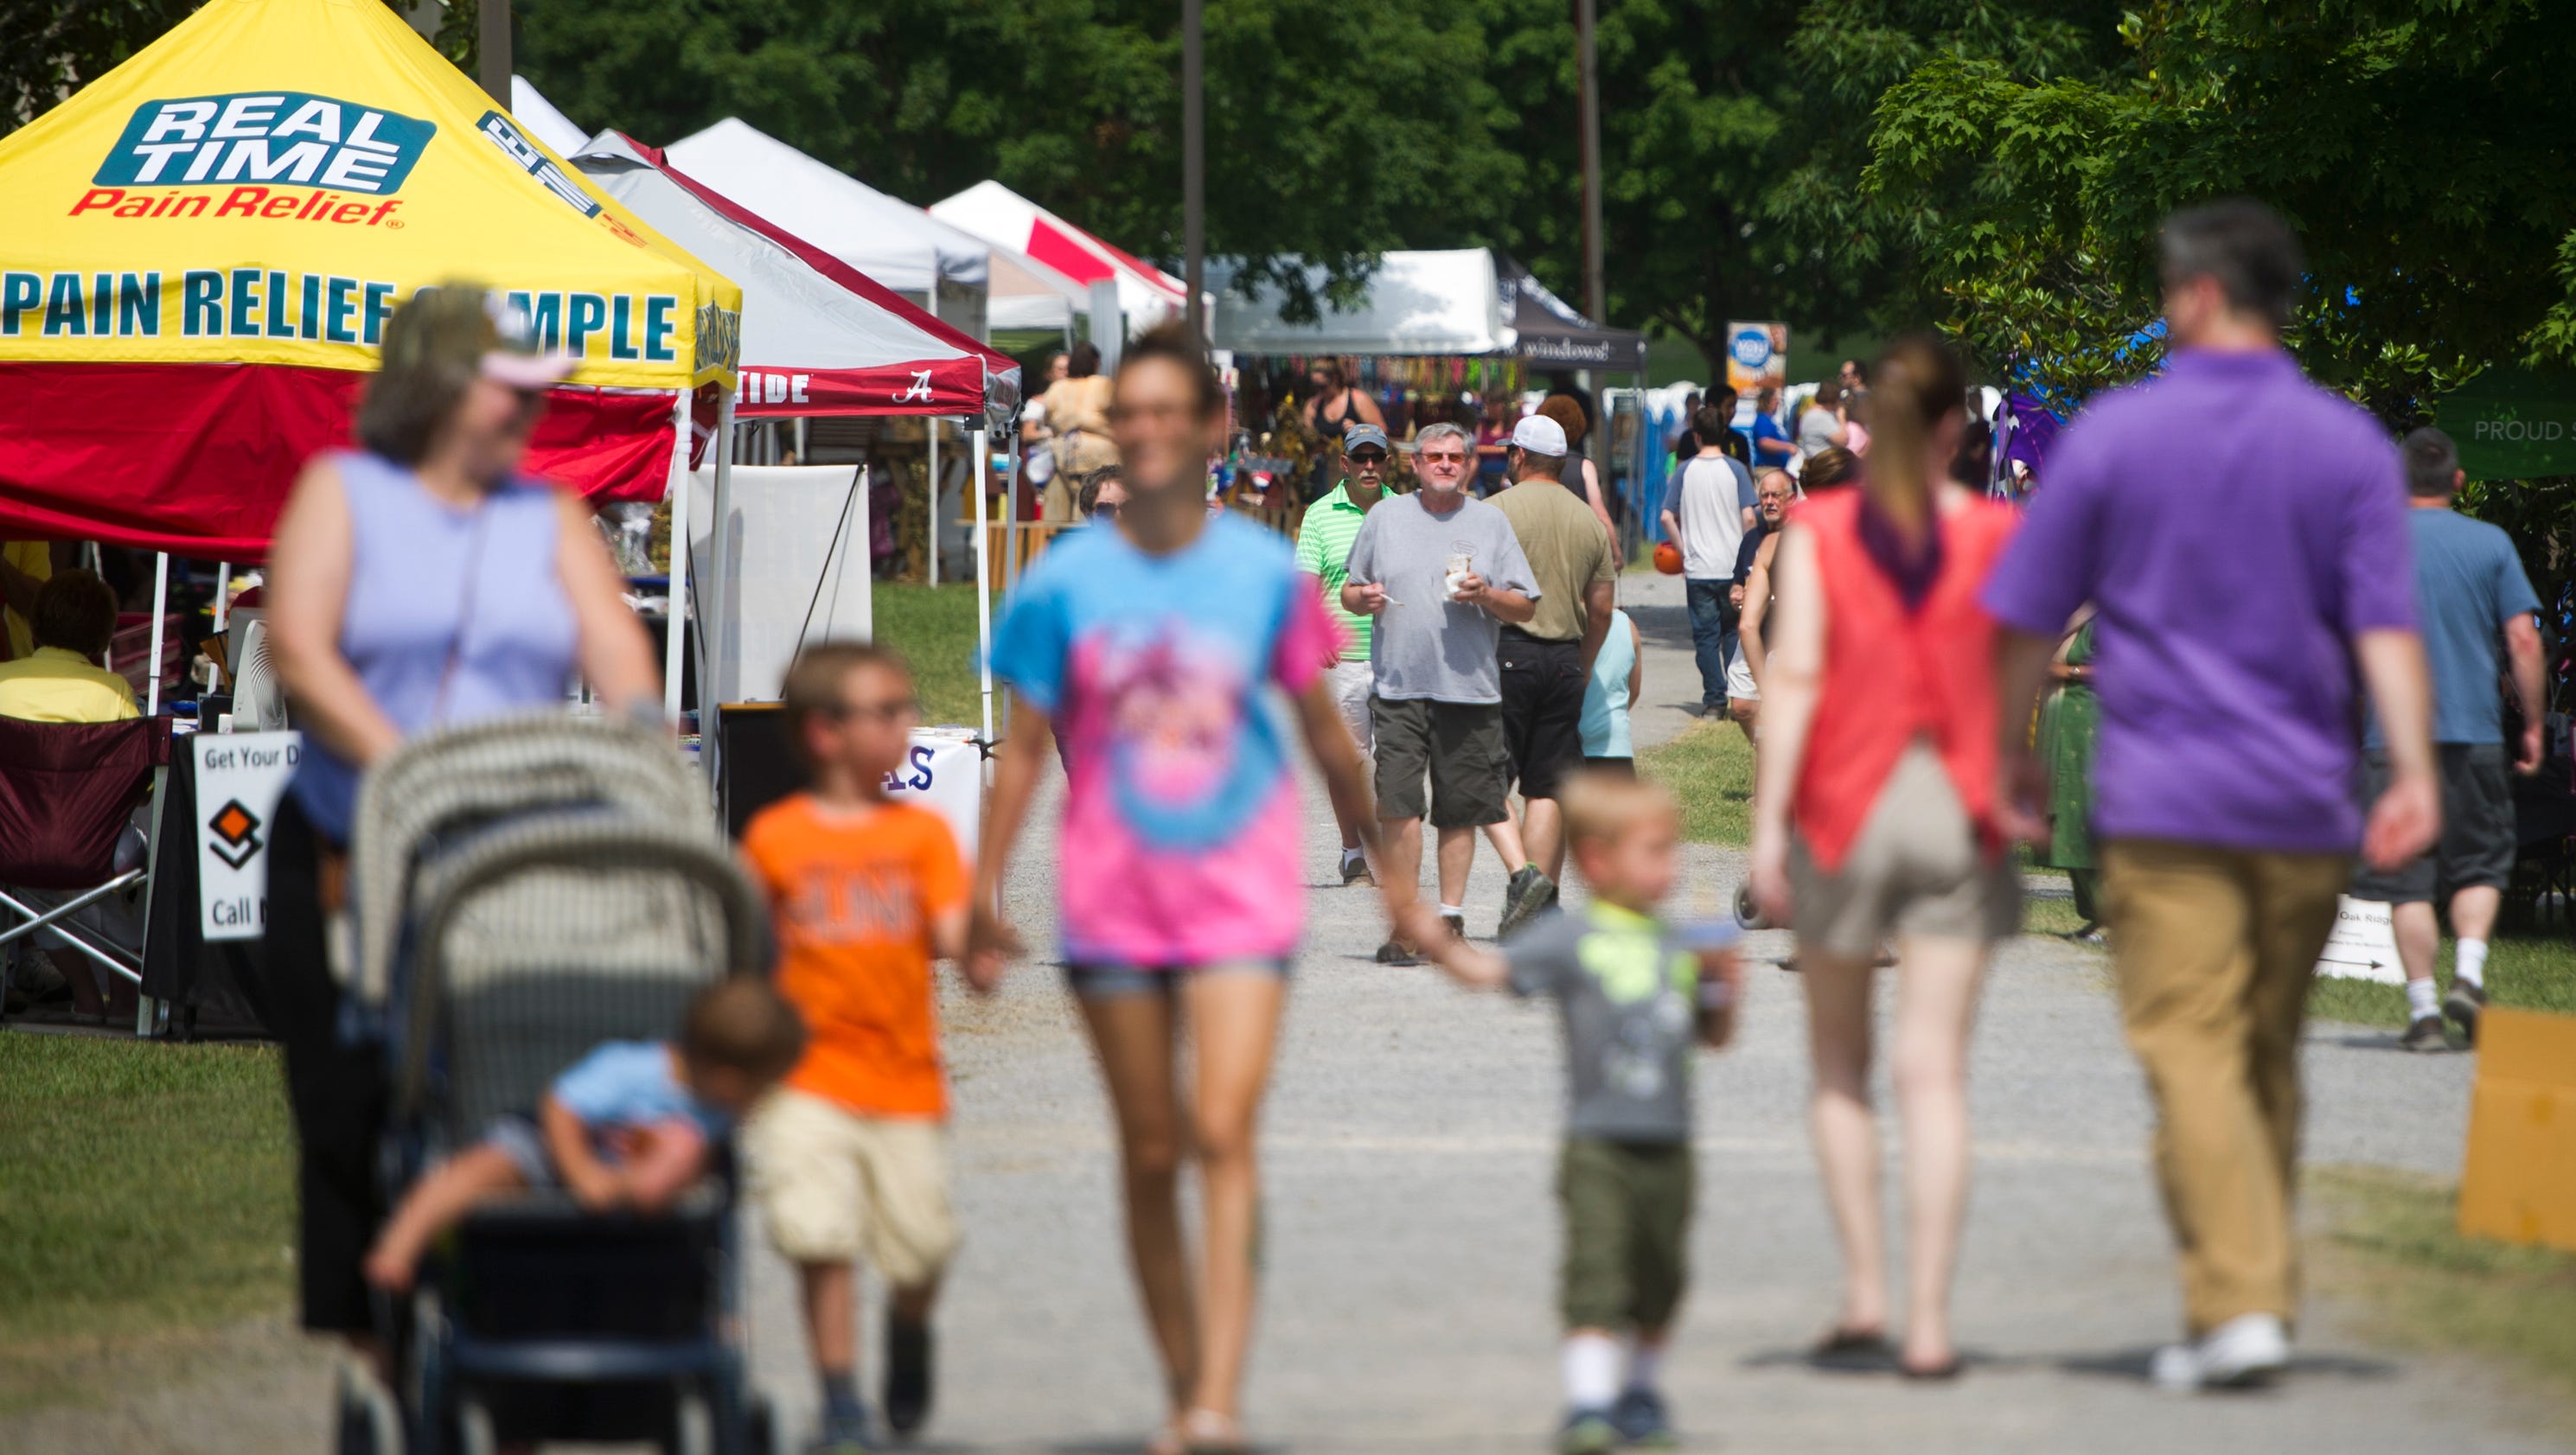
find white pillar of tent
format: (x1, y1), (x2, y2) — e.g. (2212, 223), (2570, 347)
(144, 553), (169, 717)
(1089, 280), (1123, 370)
(926, 421), (942, 591)
(662, 388), (694, 728)
(704, 390), (739, 725)
(212, 563), (231, 633)
(853, 463), (874, 643)
(972, 422), (994, 753)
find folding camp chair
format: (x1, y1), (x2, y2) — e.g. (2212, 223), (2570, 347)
(0, 716), (171, 1033)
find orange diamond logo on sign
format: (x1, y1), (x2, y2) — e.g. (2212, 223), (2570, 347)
(208, 797), (264, 869)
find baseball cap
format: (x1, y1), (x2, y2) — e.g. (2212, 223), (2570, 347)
(1342, 424), (1390, 455)
(1509, 414), (1568, 456)
(381, 282), (578, 389)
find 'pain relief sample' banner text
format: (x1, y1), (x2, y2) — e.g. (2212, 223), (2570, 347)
(0, 0), (740, 392)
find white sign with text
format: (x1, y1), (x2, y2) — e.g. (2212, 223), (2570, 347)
(2314, 894), (2403, 984)
(885, 729), (981, 867)
(194, 731), (304, 941)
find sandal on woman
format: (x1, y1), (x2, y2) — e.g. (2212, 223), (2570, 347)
(1173, 1407), (1249, 1455)
(1808, 1325), (1895, 1370)
(1900, 1355), (1965, 1382)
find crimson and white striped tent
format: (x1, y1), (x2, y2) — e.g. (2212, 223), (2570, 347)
(931, 180), (1190, 332)
(572, 131), (1018, 424)
(572, 131), (1022, 735)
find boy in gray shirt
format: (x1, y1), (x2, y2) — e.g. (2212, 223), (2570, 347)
(1407, 772), (1742, 1454)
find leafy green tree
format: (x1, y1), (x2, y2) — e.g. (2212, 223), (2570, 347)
(4, 0), (205, 134)
(1867, 0), (2576, 420)
(518, 0), (1519, 320)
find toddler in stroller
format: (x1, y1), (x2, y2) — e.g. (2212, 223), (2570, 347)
(365, 978), (803, 1293)
(334, 712), (786, 1455)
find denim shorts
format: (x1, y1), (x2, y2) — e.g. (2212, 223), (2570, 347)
(483, 1114), (559, 1187)
(1063, 958), (1294, 1000)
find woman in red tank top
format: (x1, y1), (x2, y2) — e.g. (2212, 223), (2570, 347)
(1746, 336), (2021, 1381)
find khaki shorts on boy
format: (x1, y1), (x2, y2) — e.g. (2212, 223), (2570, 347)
(745, 1088), (960, 1287)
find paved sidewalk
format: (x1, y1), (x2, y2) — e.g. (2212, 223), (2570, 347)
(738, 583), (2559, 1452)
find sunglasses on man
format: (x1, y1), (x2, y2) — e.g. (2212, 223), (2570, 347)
(1346, 449), (1388, 466)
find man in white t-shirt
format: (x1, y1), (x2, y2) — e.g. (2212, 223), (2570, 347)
(1658, 404), (1756, 713)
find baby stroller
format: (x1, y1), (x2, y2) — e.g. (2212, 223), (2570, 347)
(336, 713), (778, 1455)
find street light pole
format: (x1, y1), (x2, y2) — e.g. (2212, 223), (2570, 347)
(1575, 0), (1604, 324)
(1183, 0), (1205, 338)
(479, 0), (512, 105)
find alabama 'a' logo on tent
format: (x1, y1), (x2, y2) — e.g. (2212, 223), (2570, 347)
(94, 93), (434, 195)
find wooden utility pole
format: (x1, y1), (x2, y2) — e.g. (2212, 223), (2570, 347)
(479, 0), (512, 106)
(1183, 0), (1206, 337)
(1575, 0), (1605, 322)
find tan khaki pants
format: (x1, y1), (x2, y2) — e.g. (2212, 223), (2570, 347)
(743, 1088), (960, 1285)
(2100, 839), (2349, 1335)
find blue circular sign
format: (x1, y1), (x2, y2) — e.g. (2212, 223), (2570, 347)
(1729, 327), (1773, 370)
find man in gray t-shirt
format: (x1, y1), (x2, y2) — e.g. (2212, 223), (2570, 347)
(1341, 423), (1543, 961)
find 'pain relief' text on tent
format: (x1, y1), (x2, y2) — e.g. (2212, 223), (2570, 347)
(0, 0), (743, 556)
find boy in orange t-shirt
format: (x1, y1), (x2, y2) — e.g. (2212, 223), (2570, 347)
(741, 643), (969, 1452)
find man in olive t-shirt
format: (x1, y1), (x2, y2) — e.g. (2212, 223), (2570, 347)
(1492, 414), (1616, 907)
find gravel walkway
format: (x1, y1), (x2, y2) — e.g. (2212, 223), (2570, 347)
(738, 569), (2560, 1453)
(9, 570), (2560, 1453)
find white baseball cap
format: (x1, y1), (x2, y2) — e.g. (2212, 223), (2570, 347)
(1509, 414), (1568, 457)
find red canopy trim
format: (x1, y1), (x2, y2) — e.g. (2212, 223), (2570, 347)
(0, 361), (676, 558)
(732, 359), (988, 418)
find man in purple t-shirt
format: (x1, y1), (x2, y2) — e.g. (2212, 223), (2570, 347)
(1984, 201), (2440, 1394)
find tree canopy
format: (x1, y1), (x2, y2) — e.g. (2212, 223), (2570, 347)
(11, 0), (2576, 399)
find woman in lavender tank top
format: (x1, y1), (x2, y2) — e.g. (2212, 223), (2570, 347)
(244, 284), (661, 1349)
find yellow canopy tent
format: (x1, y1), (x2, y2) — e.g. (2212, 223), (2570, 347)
(0, 0), (742, 560)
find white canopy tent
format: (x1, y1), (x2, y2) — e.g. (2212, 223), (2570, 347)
(1203, 249), (1512, 356)
(988, 249), (1092, 334)
(666, 118), (993, 336)
(931, 180), (1191, 331)
(1204, 249), (1647, 367)
(572, 131), (1022, 741)
(508, 74), (590, 156)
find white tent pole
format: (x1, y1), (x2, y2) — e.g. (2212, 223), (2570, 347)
(211, 562), (232, 633)
(928, 442), (941, 589)
(1001, 415), (1020, 608)
(855, 463), (874, 643)
(706, 391), (739, 709)
(995, 430), (1016, 741)
(972, 422), (994, 750)
(662, 390), (693, 726)
(144, 552), (169, 717)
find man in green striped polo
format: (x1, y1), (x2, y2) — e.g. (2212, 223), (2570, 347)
(1296, 422), (1391, 884)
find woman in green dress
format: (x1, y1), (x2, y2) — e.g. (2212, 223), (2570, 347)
(2033, 614), (2102, 936)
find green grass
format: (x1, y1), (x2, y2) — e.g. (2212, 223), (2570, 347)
(2308, 932), (2576, 1028)
(1640, 718), (1757, 847)
(872, 581), (1003, 729)
(0, 1035), (294, 1411)
(2311, 1165), (2576, 1428)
